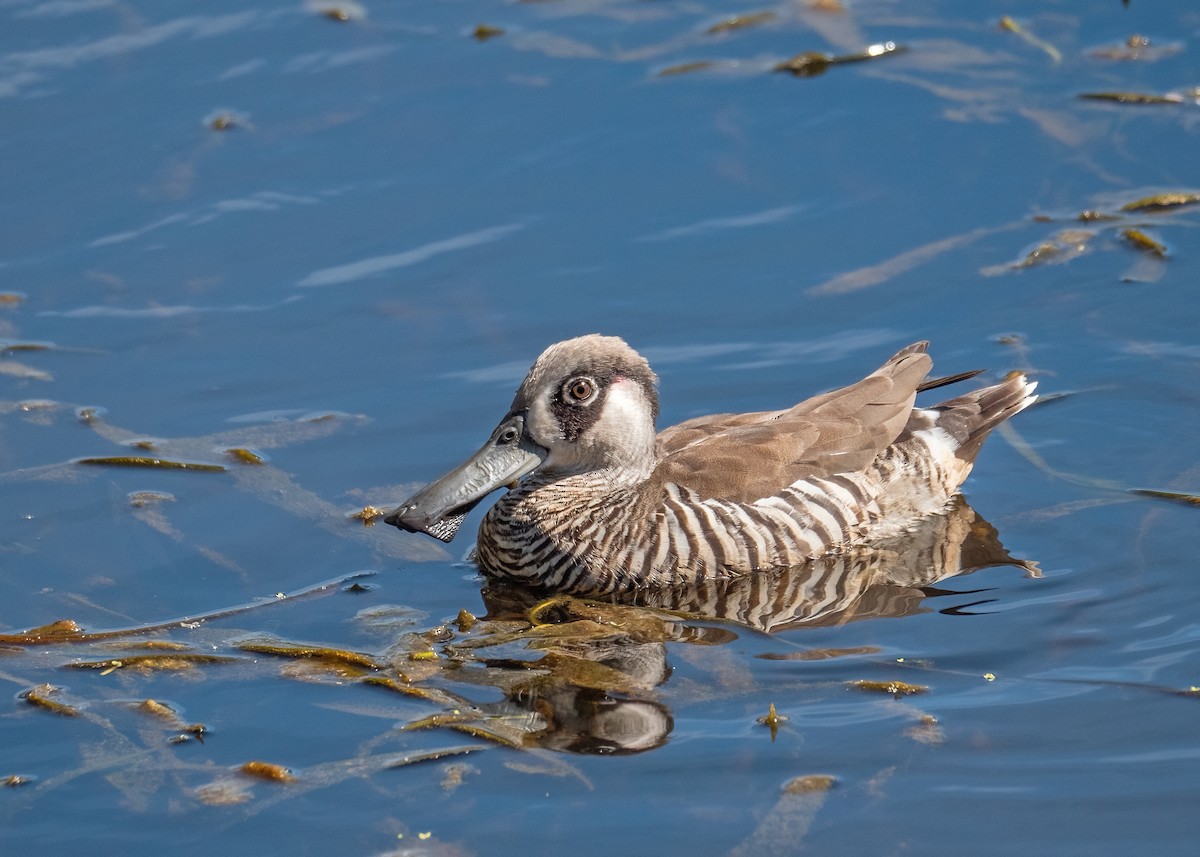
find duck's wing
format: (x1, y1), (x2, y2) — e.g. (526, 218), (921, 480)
(654, 342), (933, 503)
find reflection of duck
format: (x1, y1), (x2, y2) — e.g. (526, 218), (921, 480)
(388, 335), (1035, 594)
(430, 499), (1034, 756)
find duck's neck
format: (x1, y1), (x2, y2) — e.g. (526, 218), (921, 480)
(530, 459), (655, 493)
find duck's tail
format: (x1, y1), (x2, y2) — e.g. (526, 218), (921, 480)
(931, 371), (1038, 465)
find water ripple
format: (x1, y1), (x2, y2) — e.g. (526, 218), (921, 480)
(636, 204), (805, 242)
(296, 223), (526, 287)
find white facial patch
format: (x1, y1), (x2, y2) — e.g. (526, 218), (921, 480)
(599, 379), (656, 444)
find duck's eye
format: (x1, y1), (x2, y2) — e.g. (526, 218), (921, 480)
(563, 377), (597, 404)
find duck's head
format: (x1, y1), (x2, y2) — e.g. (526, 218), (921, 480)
(385, 335), (660, 542)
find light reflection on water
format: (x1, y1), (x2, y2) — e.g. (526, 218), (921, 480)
(2, 0), (1200, 853)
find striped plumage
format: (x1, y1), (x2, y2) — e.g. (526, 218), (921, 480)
(481, 497), (1030, 632)
(387, 335), (1036, 593)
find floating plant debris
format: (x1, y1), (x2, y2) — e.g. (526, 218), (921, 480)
(706, 11), (776, 35)
(19, 684), (81, 716)
(224, 447), (265, 465)
(472, 24), (504, 41)
(349, 505), (387, 525)
(1120, 192), (1200, 213)
(404, 713), (526, 749)
(19, 619), (85, 642)
(1120, 228), (1167, 256)
(0, 340), (51, 354)
(236, 640), (383, 670)
(783, 774), (836, 794)
(76, 456), (227, 472)
(17, 399), (56, 412)
(657, 61), (716, 78)
(384, 745), (488, 770)
(1078, 91), (1184, 105)
(135, 699), (181, 721)
(101, 640), (191, 651)
(1131, 489), (1200, 507)
(757, 703), (788, 740)
(998, 16), (1061, 63)
(164, 724), (207, 744)
(64, 653), (238, 672)
(238, 760), (296, 783)
(454, 609), (477, 632)
(848, 679), (929, 696)
(775, 42), (906, 77)
(1090, 34), (1182, 62)
(360, 675), (462, 706)
(0, 293), (24, 306)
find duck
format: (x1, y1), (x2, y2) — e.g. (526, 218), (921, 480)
(385, 335), (1036, 594)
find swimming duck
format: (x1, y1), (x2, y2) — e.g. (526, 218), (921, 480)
(386, 336), (1036, 593)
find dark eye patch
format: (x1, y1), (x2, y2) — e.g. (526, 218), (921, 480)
(550, 370), (612, 442)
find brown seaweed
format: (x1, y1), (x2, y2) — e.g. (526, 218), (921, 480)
(775, 42), (906, 77)
(706, 11), (776, 35)
(348, 505), (388, 525)
(224, 447), (266, 465)
(239, 760), (297, 782)
(472, 24), (505, 41)
(848, 679), (929, 696)
(998, 16), (1062, 64)
(1120, 192), (1200, 213)
(657, 61), (716, 78)
(756, 702), (788, 741)
(1130, 488), (1200, 507)
(64, 653), (238, 672)
(76, 456), (227, 472)
(1078, 91), (1184, 105)
(237, 639), (384, 670)
(19, 684), (81, 716)
(1120, 228), (1167, 256)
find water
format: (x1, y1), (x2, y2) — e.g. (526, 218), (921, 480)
(2, 0), (1199, 853)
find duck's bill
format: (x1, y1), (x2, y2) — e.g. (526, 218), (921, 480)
(384, 416), (544, 543)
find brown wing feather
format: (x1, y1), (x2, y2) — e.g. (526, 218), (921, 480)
(653, 343), (933, 502)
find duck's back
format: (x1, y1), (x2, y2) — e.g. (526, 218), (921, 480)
(654, 343), (932, 503)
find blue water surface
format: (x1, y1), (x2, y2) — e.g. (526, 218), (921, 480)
(2, 0), (1199, 854)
